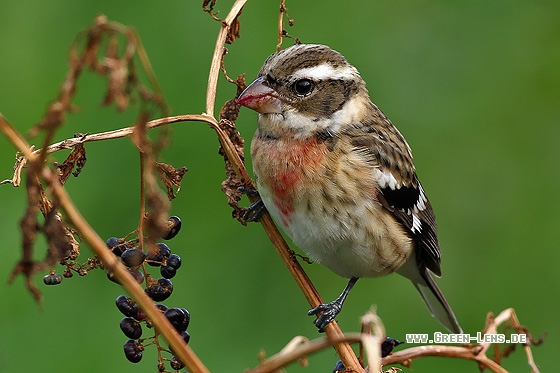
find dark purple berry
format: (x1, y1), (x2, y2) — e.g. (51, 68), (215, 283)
(180, 330), (191, 344)
(162, 216), (182, 240)
(43, 273), (63, 285)
(121, 248), (146, 268)
(120, 317), (143, 339)
(107, 269), (144, 285)
(157, 243), (171, 257)
(116, 295), (138, 318)
(333, 360), (345, 373)
(146, 243), (171, 267)
(106, 237), (126, 256)
(134, 308), (147, 322)
(112, 246), (126, 257)
(123, 340), (143, 363)
(167, 254), (182, 270)
(381, 337), (403, 357)
(130, 270), (145, 284)
(155, 304), (169, 313)
(164, 307), (190, 332)
(160, 265), (176, 279)
(170, 355), (185, 370)
(145, 278), (173, 302)
(106, 237), (119, 248)
(169, 331), (190, 354)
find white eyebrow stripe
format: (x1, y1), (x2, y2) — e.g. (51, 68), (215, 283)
(291, 63), (358, 81)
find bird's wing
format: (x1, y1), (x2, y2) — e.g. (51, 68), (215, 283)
(346, 116), (442, 276)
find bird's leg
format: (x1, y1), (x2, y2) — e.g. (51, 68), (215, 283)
(238, 187), (267, 222)
(308, 277), (359, 332)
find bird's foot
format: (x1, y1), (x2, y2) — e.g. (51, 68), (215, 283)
(238, 187), (267, 222)
(308, 299), (343, 333)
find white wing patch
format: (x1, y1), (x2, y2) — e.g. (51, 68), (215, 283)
(377, 170), (400, 190)
(412, 213), (422, 233)
(416, 184), (428, 211)
(375, 168), (429, 234)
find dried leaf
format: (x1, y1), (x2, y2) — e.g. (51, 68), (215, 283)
(43, 200), (74, 265)
(217, 74), (248, 222)
(0, 153), (27, 187)
(155, 162), (188, 200)
(144, 190), (170, 244)
(55, 141), (87, 184)
(82, 15), (107, 70)
(10, 165), (45, 302)
(218, 117), (246, 223)
(102, 35), (131, 111)
(225, 8), (242, 44)
(219, 73), (245, 122)
(202, 0), (221, 21)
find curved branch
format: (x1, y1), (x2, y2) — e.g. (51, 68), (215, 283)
(382, 345), (507, 373)
(205, 0), (247, 117)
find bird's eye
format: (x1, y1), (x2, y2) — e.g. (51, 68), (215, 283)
(293, 79), (314, 96)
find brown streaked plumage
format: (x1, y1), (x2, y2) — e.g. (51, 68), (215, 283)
(237, 44), (462, 333)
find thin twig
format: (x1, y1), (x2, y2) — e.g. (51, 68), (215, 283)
(246, 333), (365, 373)
(277, 0), (286, 51)
(205, 0), (247, 117)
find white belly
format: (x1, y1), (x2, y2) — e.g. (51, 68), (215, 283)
(257, 180), (413, 279)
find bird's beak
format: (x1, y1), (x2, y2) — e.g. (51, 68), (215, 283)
(236, 76), (283, 114)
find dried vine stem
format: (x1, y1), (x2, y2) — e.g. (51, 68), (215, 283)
(205, 0), (247, 117)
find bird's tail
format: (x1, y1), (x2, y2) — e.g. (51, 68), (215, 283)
(398, 259), (463, 334)
(412, 270), (463, 334)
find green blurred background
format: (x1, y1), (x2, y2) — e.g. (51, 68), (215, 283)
(0, 1), (557, 372)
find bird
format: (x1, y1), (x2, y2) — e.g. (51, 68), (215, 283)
(236, 43), (462, 334)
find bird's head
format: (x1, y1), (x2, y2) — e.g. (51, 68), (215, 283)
(237, 44), (372, 138)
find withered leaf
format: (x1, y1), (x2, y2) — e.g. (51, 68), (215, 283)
(55, 141), (87, 184)
(43, 202), (74, 266)
(219, 73), (245, 123)
(221, 162), (247, 224)
(202, 0), (221, 21)
(102, 46), (131, 111)
(82, 15), (106, 70)
(202, 0), (216, 11)
(218, 74), (249, 223)
(218, 115), (247, 224)
(155, 162), (188, 200)
(225, 8), (242, 44)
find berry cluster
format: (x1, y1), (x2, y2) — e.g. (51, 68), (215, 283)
(104, 216), (190, 371)
(42, 252), (102, 285)
(116, 294), (191, 369)
(105, 216), (183, 291)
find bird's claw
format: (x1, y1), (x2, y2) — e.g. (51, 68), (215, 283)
(238, 187), (267, 222)
(308, 300), (343, 332)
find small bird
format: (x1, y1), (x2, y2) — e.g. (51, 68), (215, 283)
(236, 44), (462, 334)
